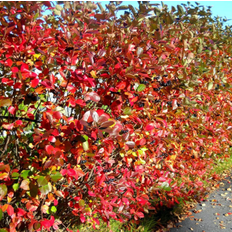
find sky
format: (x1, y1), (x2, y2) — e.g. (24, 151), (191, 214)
(96, 1), (232, 26)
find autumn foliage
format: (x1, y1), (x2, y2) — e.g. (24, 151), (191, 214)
(1, 1), (232, 231)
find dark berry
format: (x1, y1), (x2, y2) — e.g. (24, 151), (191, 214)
(138, 102), (144, 108)
(80, 160), (87, 164)
(166, 80), (172, 86)
(141, 80), (149, 85)
(167, 101), (172, 106)
(161, 153), (168, 158)
(121, 130), (129, 134)
(154, 99), (161, 103)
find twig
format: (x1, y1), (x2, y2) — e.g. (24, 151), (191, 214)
(1, 135), (10, 157)
(0, 116), (41, 123)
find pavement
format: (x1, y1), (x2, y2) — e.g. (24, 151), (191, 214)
(169, 174), (232, 232)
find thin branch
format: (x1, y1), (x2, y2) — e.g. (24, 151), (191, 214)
(1, 135), (10, 156)
(0, 116), (41, 123)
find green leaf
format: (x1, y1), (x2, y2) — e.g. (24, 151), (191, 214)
(50, 172), (62, 182)
(33, 222), (41, 230)
(117, 5), (129, 10)
(137, 84), (146, 92)
(160, 182), (172, 191)
(55, 5), (63, 11)
(39, 183), (52, 195)
(21, 170), (31, 179)
(34, 11), (39, 20)
(0, 229), (7, 232)
(50, 206), (57, 213)
(0, 184), (7, 199)
(87, 153), (95, 157)
(54, 9), (61, 16)
(0, 209), (2, 221)
(11, 172), (19, 179)
(207, 82), (214, 90)
(13, 183), (19, 192)
(37, 176), (48, 187)
(177, 5), (185, 14)
(79, 199), (85, 207)
(123, 107), (132, 115)
(83, 141), (89, 151)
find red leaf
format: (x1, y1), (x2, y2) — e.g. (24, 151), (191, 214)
(76, 99), (86, 107)
(80, 215), (86, 223)
(51, 129), (59, 136)
(50, 74), (55, 85)
(45, 145), (54, 155)
(20, 179), (30, 190)
(15, 120), (23, 126)
(53, 111), (62, 120)
(17, 208), (26, 217)
(84, 92), (100, 102)
(6, 59), (13, 67)
(145, 124), (154, 131)
(21, 63), (29, 72)
(2, 123), (14, 130)
(8, 106), (16, 115)
(60, 169), (67, 176)
(41, 216), (55, 230)
(7, 204), (14, 216)
(12, 67), (19, 73)
(48, 136), (56, 143)
(31, 78), (39, 88)
(139, 138), (146, 146)
(135, 212), (144, 218)
(88, 191), (96, 197)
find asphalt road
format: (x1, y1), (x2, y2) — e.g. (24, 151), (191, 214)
(170, 175), (232, 232)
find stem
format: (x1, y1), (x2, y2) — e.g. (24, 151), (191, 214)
(0, 116), (41, 123)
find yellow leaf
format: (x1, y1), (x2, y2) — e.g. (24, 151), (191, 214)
(33, 54), (41, 61)
(90, 70), (97, 78)
(29, 143), (34, 148)
(0, 98), (12, 107)
(7, 196), (12, 203)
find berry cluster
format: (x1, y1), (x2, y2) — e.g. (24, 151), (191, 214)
(167, 101), (172, 106)
(92, 138), (100, 145)
(159, 80), (172, 87)
(153, 87), (161, 92)
(80, 160), (87, 164)
(138, 102), (145, 108)
(140, 80), (149, 85)
(120, 130), (129, 134)
(161, 153), (169, 158)
(153, 99), (161, 103)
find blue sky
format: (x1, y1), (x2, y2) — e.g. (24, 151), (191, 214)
(97, 1), (232, 25)
(45, 1), (232, 26)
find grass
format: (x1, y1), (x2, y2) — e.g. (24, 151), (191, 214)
(72, 153), (232, 232)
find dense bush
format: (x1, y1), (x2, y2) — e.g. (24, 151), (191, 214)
(0, 1), (232, 231)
